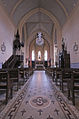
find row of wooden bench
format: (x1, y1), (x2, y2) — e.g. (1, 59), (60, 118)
(0, 67), (33, 104)
(45, 67), (79, 105)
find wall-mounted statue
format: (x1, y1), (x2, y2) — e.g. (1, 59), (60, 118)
(62, 37), (65, 51)
(59, 37), (70, 68)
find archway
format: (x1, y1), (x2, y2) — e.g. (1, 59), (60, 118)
(17, 8), (62, 67)
(29, 33), (50, 68)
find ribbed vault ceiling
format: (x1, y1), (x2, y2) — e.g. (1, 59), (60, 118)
(0, 0), (78, 38)
(0, 0), (78, 26)
(25, 12), (54, 38)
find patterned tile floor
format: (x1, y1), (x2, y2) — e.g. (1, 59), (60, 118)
(0, 71), (79, 119)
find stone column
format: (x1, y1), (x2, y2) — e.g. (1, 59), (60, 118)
(51, 25), (55, 67)
(24, 24), (28, 67)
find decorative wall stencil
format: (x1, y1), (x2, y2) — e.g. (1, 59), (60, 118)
(1, 42), (6, 53)
(73, 42), (78, 53)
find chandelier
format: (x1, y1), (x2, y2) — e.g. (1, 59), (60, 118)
(36, 32), (44, 46)
(35, 6), (44, 46)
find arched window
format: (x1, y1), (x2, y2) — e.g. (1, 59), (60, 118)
(44, 50), (48, 61)
(38, 51), (41, 60)
(32, 50), (35, 61)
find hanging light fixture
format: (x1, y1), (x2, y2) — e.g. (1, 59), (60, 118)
(36, 32), (44, 46)
(35, 0), (44, 46)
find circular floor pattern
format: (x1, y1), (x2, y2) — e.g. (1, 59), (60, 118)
(29, 96), (51, 109)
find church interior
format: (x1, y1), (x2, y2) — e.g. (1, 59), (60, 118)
(0, 0), (79, 119)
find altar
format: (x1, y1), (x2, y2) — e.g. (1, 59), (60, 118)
(35, 61), (45, 70)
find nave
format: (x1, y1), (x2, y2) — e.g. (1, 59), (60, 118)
(0, 71), (79, 119)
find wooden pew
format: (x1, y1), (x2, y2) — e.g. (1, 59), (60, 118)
(45, 67), (60, 83)
(54, 68), (62, 85)
(8, 68), (19, 91)
(45, 67), (53, 77)
(0, 67), (33, 104)
(0, 70), (12, 103)
(24, 68), (30, 80)
(19, 68), (24, 78)
(59, 68), (71, 92)
(68, 71), (79, 105)
(19, 67), (29, 84)
(27, 67), (34, 77)
(19, 67), (34, 82)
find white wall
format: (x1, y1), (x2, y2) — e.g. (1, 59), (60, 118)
(0, 5), (15, 64)
(62, 6), (79, 67)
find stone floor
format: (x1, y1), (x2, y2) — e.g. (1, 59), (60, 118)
(0, 71), (79, 119)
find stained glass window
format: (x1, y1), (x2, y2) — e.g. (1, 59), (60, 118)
(32, 50), (35, 61)
(44, 50), (47, 61)
(38, 51), (41, 60)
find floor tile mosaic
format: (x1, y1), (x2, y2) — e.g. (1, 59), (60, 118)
(0, 71), (79, 119)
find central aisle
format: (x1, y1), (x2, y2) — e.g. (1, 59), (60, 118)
(0, 71), (79, 119)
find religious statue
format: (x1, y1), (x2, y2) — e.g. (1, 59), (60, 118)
(62, 37), (65, 51)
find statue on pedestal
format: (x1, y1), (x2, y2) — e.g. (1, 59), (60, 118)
(62, 37), (65, 51)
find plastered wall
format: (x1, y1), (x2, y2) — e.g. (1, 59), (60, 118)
(62, 6), (79, 68)
(0, 5), (15, 65)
